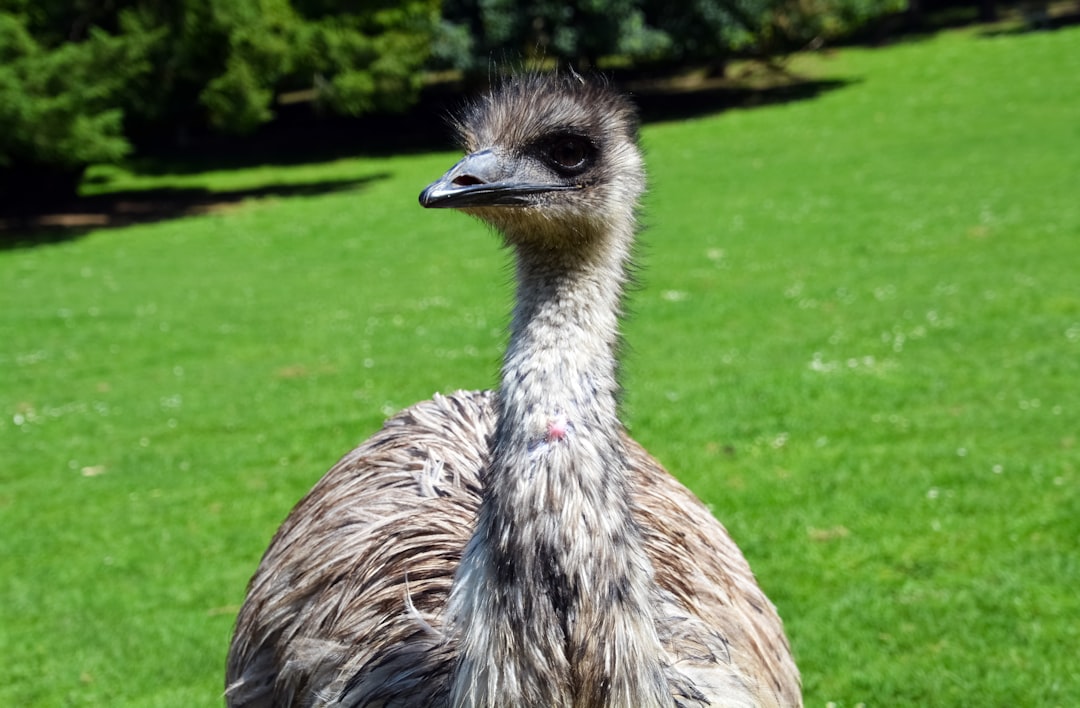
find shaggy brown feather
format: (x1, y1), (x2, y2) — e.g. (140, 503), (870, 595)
(227, 72), (800, 708)
(226, 391), (799, 707)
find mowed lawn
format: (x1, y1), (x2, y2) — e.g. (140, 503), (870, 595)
(2, 23), (1078, 707)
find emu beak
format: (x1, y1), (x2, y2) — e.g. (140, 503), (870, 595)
(419, 149), (578, 208)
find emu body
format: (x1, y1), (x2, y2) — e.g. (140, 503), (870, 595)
(226, 73), (801, 708)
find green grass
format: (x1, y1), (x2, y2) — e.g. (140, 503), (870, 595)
(3, 24), (1079, 706)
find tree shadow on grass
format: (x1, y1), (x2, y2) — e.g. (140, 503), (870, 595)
(118, 89), (467, 178)
(978, 5), (1080, 36)
(834, 2), (1080, 46)
(122, 74), (854, 175)
(0, 174), (388, 250)
(0, 70), (851, 249)
(629, 77), (852, 125)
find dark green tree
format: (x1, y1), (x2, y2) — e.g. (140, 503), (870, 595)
(0, 9), (156, 200)
(291, 0), (438, 116)
(432, 0), (905, 76)
(642, 0), (765, 68)
(432, 0), (669, 73)
(1, 0), (438, 202)
(121, 0), (438, 135)
(759, 0), (907, 51)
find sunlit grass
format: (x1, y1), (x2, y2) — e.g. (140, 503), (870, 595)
(3, 24), (1079, 706)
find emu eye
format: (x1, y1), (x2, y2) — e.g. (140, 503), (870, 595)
(547, 136), (591, 173)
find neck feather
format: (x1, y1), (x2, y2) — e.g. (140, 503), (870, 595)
(448, 220), (672, 707)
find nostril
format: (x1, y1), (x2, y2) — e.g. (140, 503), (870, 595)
(453, 175), (485, 187)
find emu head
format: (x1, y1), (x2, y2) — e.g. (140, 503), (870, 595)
(420, 72), (644, 250)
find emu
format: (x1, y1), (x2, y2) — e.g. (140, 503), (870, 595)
(226, 72), (801, 707)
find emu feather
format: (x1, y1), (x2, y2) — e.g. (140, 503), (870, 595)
(226, 72), (801, 708)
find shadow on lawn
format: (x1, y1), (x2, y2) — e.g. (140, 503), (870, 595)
(123, 75), (853, 176)
(979, 6), (1080, 35)
(631, 77), (851, 125)
(0, 174), (388, 250)
(0, 73), (850, 248)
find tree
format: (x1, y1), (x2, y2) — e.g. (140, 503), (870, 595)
(642, 0), (767, 68)
(432, 0), (669, 73)
(291, 0), (439, 116)
(121, 0), (438, 135)
(0, 10), (156, 201)
(0, 0), (438, 202)
(432, 0), (905, 76)
(759, 0), (907, 51)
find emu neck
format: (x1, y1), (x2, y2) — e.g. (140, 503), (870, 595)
(449, 233), (671, 707)
(501, 240), (627, 439)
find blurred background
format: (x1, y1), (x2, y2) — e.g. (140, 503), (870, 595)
(2, 0), (1071, 207)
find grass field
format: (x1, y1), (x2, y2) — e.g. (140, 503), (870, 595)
(3, 22), (1079, 706)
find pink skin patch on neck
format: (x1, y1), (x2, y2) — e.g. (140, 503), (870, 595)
(546, 416), (569, 442)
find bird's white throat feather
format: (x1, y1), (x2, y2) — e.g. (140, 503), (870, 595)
(447, 221), (672, 707)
